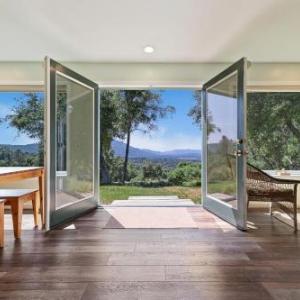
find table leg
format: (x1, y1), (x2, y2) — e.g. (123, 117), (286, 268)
(10, 199), (23, 239)
(0, 201), (4, 247)
(32, 192), (39, 227)
(38, 173), (45, 226)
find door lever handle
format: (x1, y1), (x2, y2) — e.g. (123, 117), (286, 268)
(233, 150), (248, 157)
(234, 150), (243, 157)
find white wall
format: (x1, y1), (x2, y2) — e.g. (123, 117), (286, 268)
(1, 61), (300, 89)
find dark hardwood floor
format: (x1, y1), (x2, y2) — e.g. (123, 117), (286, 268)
(0, 207), (299, 299)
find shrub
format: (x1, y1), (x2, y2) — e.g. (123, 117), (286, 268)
(168, 162), (201, 186)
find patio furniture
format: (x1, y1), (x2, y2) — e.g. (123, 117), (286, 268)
(247, 162), (298, 231)
(0, 199), (4, 247)
(0, 189), (39, 239)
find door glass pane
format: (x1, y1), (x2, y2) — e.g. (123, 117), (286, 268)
(206, 72), (238, 208)
(55, 73), (94, 209)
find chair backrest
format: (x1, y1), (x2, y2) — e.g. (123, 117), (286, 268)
(247, 162), (274, 183)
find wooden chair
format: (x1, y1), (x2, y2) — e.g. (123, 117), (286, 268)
(0, 199), (4, 247)
(247, 163), (298, 231)
(0, 189), (39, 239)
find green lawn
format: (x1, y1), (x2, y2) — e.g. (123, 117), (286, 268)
(208, 180), (236, 194)
(100, 181), (236, 205)
(100, 184), (201, 204)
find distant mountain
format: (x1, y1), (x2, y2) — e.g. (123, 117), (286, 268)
(112, 140), (201, 160)
(0, 141), (201, 160)
(0, 143), (39, 154)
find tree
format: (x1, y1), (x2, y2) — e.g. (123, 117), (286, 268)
(247, 92), (300, 170)
(100, 90), (124, 183)
(188, 90), (220, 136)
(142, 162), (164, 181)
(1, 93), (44, 166)
(118, 90), (175, 183)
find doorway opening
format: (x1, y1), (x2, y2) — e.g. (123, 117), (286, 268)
(99, 89), (202, 214)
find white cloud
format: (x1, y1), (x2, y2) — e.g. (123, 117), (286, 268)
(130, 128), (201, 151)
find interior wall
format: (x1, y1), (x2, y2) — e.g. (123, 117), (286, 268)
(1, 61), (300, 89)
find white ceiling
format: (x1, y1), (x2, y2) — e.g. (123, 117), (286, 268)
(0, 0), (299, 63)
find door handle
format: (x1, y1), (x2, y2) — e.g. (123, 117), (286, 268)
(234, 149), (243, 157)
(233, 149), (248, 157)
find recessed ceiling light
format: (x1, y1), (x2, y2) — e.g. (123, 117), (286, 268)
(144, 46), (154, 53)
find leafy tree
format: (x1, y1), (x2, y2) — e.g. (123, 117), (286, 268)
(188, 90), (220, 136)
(118, 90), (175, 183)
(247, 92), (300, 170)
(0, 93), (44, 165)
(106, 154), (139, 183)
(142, 162), (165, 181)
(100, 90), (124, 183)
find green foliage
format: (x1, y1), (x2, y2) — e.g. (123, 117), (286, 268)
(168, 161), (201, 186)
(118, 90), (175, 134)
(247, 93), (300, 170)
(104, 156), (202, 189)
(142, 162), (166, 181)
(117, 90), (175, 182)
(0, 146), (39, 166)
(0, 93), (44, 166)
(188, 90), (220, 135)
(128, 179), (169, 187)
(100, 90), (124, 183)
(104, 154), (139, 183)
(100, 89), (175, 183)
(207, 136), (236, 183)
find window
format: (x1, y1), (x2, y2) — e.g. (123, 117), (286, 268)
(0, 91), (44, 167)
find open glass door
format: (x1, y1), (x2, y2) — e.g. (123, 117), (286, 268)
(202, 58), (249, 230)
(44, 57), (99, 230)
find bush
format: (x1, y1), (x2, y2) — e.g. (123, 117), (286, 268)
(168, 162), (201, 186)
(128, 179), (170, 187)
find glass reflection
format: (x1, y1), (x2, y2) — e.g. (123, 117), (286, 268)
(207, 72), (238, 208)
(55, 74), (94, 209)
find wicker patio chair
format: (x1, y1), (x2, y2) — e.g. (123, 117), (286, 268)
(247, 162), (298, 231)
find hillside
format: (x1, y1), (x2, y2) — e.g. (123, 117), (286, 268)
(112, 140), (201, 160)
(0, 143), (39, 154)
(0, 141), (201, 160)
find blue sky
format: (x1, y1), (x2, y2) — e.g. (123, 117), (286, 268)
(0, 92), (41, 145)
(207, 93), (237, 144)
(130, 90), (201, 151)
(0, 90), (201, 150)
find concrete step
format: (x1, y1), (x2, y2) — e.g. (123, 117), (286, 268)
(110, 199), (195, 207)
(128, 195), (179, 200)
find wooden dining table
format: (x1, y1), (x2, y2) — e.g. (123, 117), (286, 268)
(0, 167), (44, 225)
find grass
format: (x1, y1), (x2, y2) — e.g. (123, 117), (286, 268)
(100, 184), (201, 204)
(99, 181), (236, 205)
(208, 180), (236, 194)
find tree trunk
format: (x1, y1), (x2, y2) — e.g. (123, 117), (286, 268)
(100, 152), (110, 184)
(100, 143), (111, 184)
(122, 127), (131, 183)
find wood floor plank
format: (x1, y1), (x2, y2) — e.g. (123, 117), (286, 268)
(0, 208), (299, 299)
(1, 266), (165, 283)
(263, 282), (300, 300)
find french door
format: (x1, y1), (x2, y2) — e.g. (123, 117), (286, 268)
(202, 58), (249, 230)
(44, 57), (99, 230)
